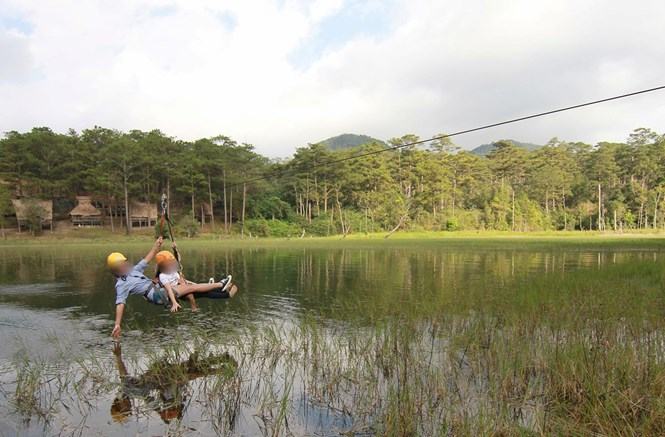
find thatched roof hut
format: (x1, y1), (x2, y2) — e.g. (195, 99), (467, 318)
(70, 196), (102, 226)
(130, 201), (158, 227)
(11, 199), (53, 231)
(196, 202), (213, 222)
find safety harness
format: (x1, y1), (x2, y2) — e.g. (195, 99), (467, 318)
(115, 273), (153, 298)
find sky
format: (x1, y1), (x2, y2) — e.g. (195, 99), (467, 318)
(1, 0), (664, 157)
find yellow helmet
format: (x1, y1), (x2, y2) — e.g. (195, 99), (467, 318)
(107, 252), (128, 269)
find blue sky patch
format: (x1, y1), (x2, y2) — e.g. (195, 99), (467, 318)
(215, 10), (237, 32)
(148, 4), (178, 18)
(289, 0), (397, 70)
(0, 13), (33, 35)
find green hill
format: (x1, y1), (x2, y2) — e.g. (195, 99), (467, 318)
(471, 139), (541, 156)
(319, 133), (385, 151)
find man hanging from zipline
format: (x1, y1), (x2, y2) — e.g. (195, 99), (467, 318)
(107, 195), (237, 339)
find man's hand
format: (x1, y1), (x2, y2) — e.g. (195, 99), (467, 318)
(144, 237), (164, 263)
(112, 324), (122, 339)
(170, 301), (182, 313)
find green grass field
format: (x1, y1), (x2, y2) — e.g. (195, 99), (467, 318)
(3, 228), (665, 247)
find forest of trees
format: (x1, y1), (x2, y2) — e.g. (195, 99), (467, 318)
(0, 126), (664, 237)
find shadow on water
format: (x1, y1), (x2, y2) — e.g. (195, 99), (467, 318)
(1, 240), (665, 435)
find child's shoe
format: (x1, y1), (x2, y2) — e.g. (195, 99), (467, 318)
(219, 275), (232, 292)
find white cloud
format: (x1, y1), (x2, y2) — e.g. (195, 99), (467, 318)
(0, 0), (664, 156)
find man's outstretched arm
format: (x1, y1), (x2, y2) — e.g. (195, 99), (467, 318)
(143, 237), (163, 264)
(112, 303), (125, 339)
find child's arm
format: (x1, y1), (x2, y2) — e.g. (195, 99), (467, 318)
(163, 283), (181, 313)
(143, 237), (163, 264)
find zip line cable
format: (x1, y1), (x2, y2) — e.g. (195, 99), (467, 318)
(229, 84), (665, 189)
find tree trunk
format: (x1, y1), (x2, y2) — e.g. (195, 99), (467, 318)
(597, 183), (602, 231)
(385, 215), (407, 239)
(323, 181), (328, 213)
(230, 189), (233, 230)
(314, 175), (320, 215)
(189, 174), (196, 221)
(166, 176), (171, 214)
(123, 163), (131, 235)
(335, 189), (347, 237)
(223, 169), (228, 233)
(452, 177), (457, 216)
(511, 187), (515, 231)
(191, 191), (195, 220)
(241, 182), (247, 236)
(306, 176), (311, 222)
(145, 167), (151, 201)
(654, 191), (661, 229)
(328, 208), (334, 235)
(562, 193), (567, 230)
(108, 203), (115, 232)
(208, 173), (215, 230)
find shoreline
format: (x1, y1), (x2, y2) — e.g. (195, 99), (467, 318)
(2, 229), (665, 248)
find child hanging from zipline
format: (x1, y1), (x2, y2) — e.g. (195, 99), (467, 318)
(107, 237), (237, 339)
(155, 245), (233, 313)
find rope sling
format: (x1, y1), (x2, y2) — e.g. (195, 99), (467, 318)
(160, 193), (182, 272)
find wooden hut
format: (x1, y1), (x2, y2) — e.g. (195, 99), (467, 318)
(11, 199), (53, 231)
(196, 202), (213, 224)
(69, 196), (103, 226)
(130, 201), (158, 228)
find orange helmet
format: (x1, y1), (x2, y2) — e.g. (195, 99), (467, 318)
(155, 250), (176, 266)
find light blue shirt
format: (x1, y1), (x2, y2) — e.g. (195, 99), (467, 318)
(114, 260), (154, 305)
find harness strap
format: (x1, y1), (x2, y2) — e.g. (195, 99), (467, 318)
(161, 193), (182, 272)
(118, 273), (154, 300)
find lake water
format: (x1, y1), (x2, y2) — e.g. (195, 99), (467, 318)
(1, 238), (664, 435)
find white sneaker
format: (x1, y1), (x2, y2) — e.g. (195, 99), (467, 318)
(220, 275), (232, 292)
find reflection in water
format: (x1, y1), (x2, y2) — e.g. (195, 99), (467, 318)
(111, 344), (237, 425)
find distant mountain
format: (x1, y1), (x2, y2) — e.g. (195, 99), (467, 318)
(470, 139), (541, 156)
(319, 133), (385, 151)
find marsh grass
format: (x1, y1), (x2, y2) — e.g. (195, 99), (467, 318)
(4, 259), (665, 435)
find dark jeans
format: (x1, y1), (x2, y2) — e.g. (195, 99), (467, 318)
(178, 289), (230, 300)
